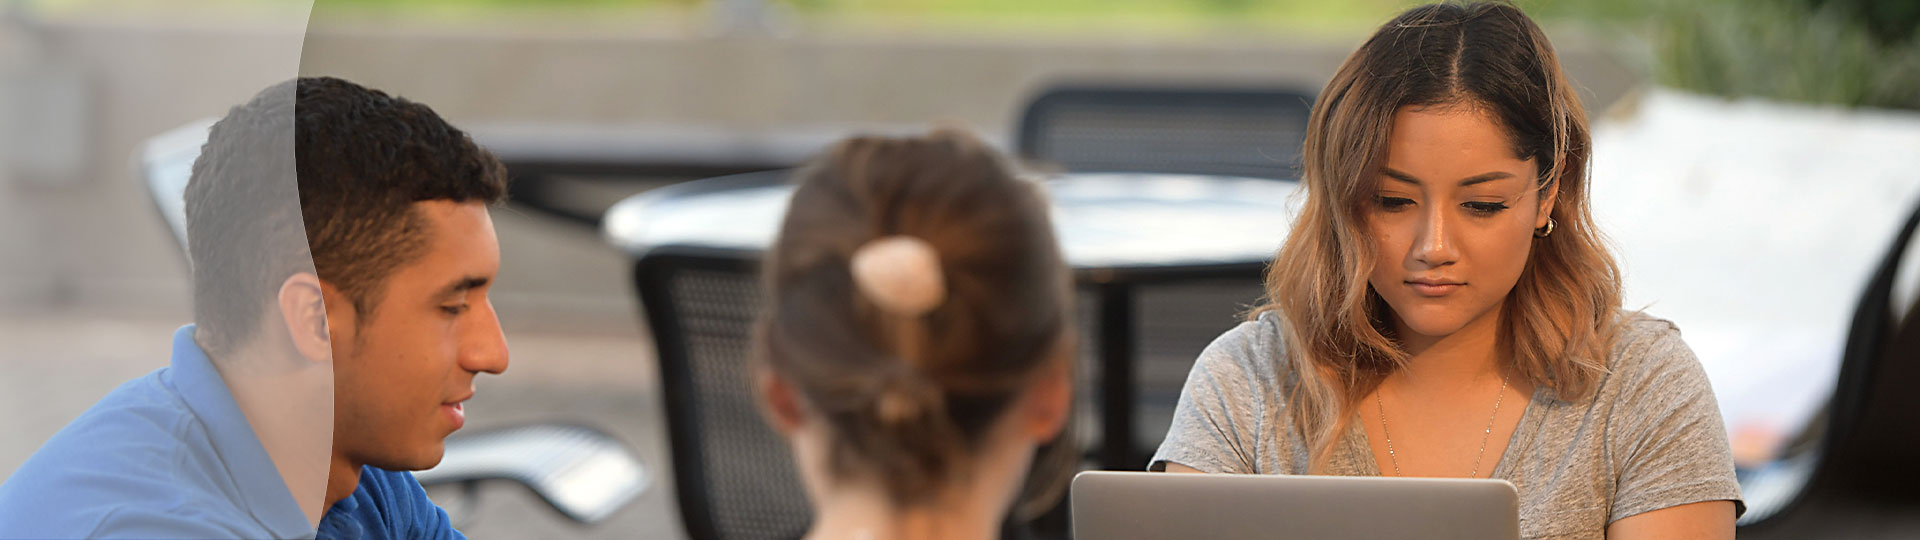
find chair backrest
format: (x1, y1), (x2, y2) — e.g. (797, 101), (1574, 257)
(1739, 195), (1920, 533)
(633, 245), (1136, 538)
(1127, 277), (1268, 459)
(635, 247), (1273, 540)
(1015, 86), (1314, 180)
(1816, 195), (1920, 500)
(635, 246), (812, 540)
(625, 168), (1279, 539)
(136, 118), (217, 251)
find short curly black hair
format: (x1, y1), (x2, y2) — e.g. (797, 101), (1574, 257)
(185, 76), (507, 355)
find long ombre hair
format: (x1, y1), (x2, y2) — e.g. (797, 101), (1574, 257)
(1257, 1), (1623, 470)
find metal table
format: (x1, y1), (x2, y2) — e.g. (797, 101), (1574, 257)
(605, 169), (1301, 469)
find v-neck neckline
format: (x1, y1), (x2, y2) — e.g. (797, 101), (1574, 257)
(1342, 383), (1548, 480)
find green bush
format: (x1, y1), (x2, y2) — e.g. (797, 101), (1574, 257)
(1652, 0), (1920, 110)
(1804, 0), (1920, 47)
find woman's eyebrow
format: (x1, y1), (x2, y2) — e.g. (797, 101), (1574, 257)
(1382, 168), (1514, 187)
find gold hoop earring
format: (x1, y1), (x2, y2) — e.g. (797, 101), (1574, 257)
(1534, 217), (1556, 238)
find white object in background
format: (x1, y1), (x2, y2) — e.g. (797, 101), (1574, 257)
(1591, 88), (1920, 452)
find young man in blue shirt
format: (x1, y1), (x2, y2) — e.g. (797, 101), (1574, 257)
(0, 76), (510, 539)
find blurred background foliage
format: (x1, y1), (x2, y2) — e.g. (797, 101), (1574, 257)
(17, 0), (1668, 34)
(1650, 0), (1920, 110)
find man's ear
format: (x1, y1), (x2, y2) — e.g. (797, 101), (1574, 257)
(277, 272), (332, 364)
(756, 367), (807, 436)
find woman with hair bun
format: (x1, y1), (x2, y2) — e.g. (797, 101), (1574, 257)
(1152, 2), (1743, 539)
(754, 129), (1077, 540)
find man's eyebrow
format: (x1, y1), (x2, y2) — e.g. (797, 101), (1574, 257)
(1382, 168), (1514, 187)
(436, 276), (491, 298)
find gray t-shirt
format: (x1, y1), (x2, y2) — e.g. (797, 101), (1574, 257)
(1150, 311), (1745, 539)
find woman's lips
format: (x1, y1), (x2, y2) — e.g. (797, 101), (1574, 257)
(1407, 281), (1463, 297)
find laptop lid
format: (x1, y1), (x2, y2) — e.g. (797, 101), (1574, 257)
(1070, 471), (1519, 540)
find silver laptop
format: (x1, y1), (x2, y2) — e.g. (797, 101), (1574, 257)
(1071, 471), (1519, 539)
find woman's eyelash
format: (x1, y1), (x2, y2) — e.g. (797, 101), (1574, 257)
(1376, 197), (1507, 214)
(1464, 201), (1510, 214)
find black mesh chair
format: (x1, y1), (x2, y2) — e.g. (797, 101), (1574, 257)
(634, 246), (808, 540)
(625, 165), (1282, 539)
(1739, 197), (1920, 538)
(1013, 84), (1296, 464)
(1015, 86), (1315, 180)
(1126, 278), (1267, 456)
(639, 244), (1093, 540)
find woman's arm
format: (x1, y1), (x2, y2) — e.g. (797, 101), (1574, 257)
(1605, 500), (1735, 540)
(1161, 463), (1204, 473)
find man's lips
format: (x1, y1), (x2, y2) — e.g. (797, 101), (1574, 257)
(442, 393), (472, 430)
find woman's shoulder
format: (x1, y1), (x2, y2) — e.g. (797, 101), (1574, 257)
(1186, 310), (1295, 394)
(1529, 311), (1744, 526)
(1590, 310), (1715, 405)
(1214, 311), (1292, 369)
(1605, 310), (1699, 374)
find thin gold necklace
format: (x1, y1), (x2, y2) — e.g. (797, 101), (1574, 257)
(1376, 373), (1510, 478)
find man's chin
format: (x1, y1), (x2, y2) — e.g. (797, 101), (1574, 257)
(378, 445), (446, 472)
(415, 445), (447, 471)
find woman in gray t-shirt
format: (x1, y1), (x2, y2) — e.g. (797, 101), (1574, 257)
(1150, 3), (1744, 539)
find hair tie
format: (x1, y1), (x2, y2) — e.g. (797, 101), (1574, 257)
(875, 387), (916, 425)
(850, 235), (947, 318)
(869, 360), (947, 430)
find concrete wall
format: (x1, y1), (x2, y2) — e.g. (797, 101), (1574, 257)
(0, 16), (306, 319)
(298, 27), (1639, 138)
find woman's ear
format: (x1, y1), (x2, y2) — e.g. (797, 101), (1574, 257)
(757, 367), (808, 435)
(1022, 351), (1074, 443)
(1536, 174), (1560, 230)
(277, 272), (331, 365)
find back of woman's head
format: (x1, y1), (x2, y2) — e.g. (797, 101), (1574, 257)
(754, 129), (1076, 511)
(1268, 0), (1621, 466)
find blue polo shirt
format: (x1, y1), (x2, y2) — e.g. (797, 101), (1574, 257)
(317, 466), (464, 540)
(0, 325), (464, 540)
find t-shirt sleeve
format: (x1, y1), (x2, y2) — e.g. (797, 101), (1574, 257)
(1148, 318), (1274, 474)
(1606, 325), (1747, 523)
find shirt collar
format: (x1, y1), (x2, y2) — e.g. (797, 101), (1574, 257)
(317, 467), (367, 540)
(170, 324), (314, 538)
